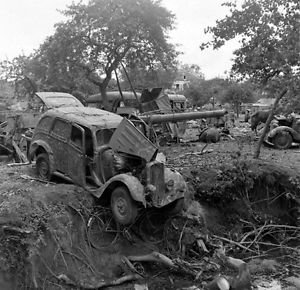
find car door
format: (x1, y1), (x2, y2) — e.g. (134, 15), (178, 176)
(68, 124), (86, 186)
(49, 118), (71, 174)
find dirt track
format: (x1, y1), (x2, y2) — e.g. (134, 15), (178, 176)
(0, 124), (299, 289)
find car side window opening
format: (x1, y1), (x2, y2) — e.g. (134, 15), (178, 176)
(84, 128), (93, 157)
(70, 124), (94, 156)
(37, 116), (53, 131)
(70, 125), (83, 148)
(96, 129), (114, 146)
(52, 119), (71, 139)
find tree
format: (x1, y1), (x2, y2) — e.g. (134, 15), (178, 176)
(221, 82), (255, 116)
(184, 78), (230, 108)
(201, 0), (300, 157)
(0, 55), (37, 100)
(34, 0), (178, 109)
(119, 62), (177, 91)
(176, 64), (205, 84)
(201, 0), (299, 87)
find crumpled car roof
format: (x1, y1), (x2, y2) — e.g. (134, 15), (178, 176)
(45, 107), (123, 129)
(35, 92), (84, 109)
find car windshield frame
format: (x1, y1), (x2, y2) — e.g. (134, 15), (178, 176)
(96, 128), (115, 146)
(44, 96), (83, 108)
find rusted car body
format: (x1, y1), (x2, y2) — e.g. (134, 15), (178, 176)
(0, 92), (83, 157)
(29, 107), (186, 225)
(265, 114), (300, 149)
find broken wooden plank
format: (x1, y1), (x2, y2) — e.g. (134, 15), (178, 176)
(12, 140), (28, 163)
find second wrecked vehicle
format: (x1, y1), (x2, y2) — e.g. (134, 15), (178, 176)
(29, 107), (186, 225)
(265, 113), (300, 149)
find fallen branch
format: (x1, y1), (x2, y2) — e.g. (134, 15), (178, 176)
(41, 253), (142, 289)
(62, 250), (95, 274)
(20, 174), (56, 184)
(0, 143), (14, 154)
(7, 161), (31, 167)
(1, 225), (32, 234)
(122, 256), (145, 277)
(127, 251), (175, 268)
(12, 140), (28, 163)
(220, 133), (235, 140)
(127, 251), (200, 278)
(57, 273), (142, 289)
(212, 235), (258, 254)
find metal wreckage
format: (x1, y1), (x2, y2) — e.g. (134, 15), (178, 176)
(0, 88), (227, 226)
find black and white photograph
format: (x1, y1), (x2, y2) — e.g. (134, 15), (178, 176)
(0, 0), (299, 289)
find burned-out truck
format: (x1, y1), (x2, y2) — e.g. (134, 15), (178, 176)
(29, 107), (186, 225)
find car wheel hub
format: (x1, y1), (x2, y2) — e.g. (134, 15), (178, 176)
(39, 161), (48, 176)
(276, 134), (288, 146)
(115, 197), (127, 216)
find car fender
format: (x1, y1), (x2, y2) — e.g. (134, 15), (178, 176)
(29, 140), (54, 169)
(268, 126), (295, 139)
(95, 173), (146, 207)
(159, 168), (187, 207)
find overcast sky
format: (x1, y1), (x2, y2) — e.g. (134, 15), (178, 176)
(0, 0), (240, 79)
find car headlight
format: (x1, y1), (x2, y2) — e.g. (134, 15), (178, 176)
(166, 179), (174, 191)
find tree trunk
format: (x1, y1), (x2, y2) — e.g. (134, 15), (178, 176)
(254, 88), (288, 159)
(99, 85), (108, 110)
(236, 103), (240, 118)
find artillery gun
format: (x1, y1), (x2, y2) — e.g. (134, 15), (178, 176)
(135, 109), (227, 145)
(139, 109), (227, 124)
(102, 88), (228, 144)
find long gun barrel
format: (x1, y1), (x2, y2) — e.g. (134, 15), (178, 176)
(140, 109), (227, 124)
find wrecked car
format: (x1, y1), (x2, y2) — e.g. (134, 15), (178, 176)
(264, 113), (300, 149)
(0, 92), (84, 160)
(29, 107), (186, 225)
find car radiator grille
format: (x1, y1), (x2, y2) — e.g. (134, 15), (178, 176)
(148, 162), (165, 206)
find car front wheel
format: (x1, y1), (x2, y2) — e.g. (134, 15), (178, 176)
(273, 131), (292, 150)
(110, 187), (138, 225)
(36, 153), (51, 180)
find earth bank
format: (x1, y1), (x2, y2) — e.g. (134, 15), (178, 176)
(0, 133), (299, 289)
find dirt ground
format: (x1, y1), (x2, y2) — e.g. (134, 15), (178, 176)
(0, 121), (299, 289)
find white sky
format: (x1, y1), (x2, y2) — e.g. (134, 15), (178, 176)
(0, 0), (240, 79)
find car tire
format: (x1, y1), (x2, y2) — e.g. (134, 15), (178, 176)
(36, 153), (51, 180)
(273, 131), (292, 150)
(110, 187), (138, 225)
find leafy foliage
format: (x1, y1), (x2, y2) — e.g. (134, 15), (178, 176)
(34, 0), (179, 107)
(0, 55), (37, 99)
(119, 62), (177, 90)
(201, 0), (300, 103)
(184, 78), (230, 108)
(0, 0), (179, 104)
(221, 81), (256, 115)
(176, 64), (205, 85)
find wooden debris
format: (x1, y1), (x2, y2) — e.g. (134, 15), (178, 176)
(20, 174), (55, 184)
(12, 140), (28, 163)
(7, 162), (31, 167)
(127, 251), (175, 269)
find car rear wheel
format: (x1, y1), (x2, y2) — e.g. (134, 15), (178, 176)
(110, 187), (138, 225)
(36, 153), (51, 180)
(273, 131), (292, 149)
